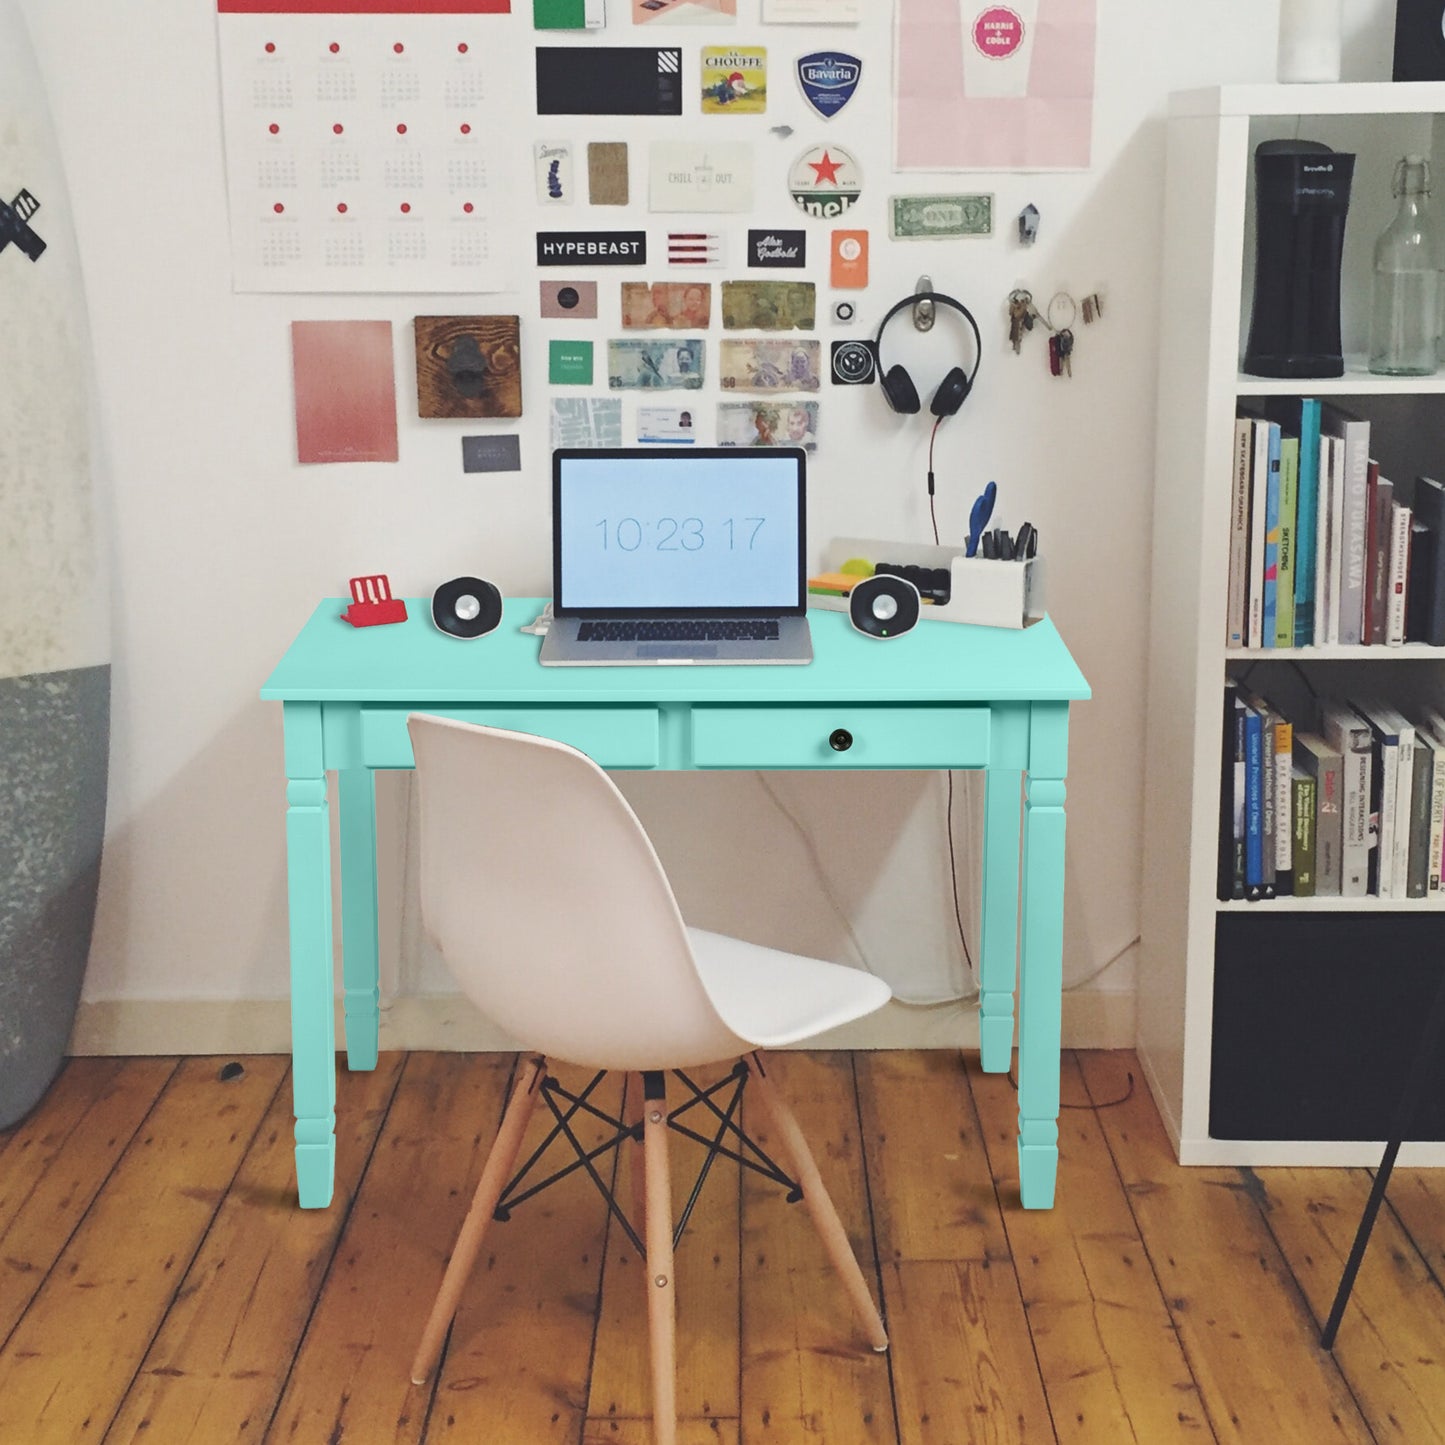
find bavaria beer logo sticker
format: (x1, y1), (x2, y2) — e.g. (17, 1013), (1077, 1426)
(788, 145), (861, 220)
(796, 52), (861, 121)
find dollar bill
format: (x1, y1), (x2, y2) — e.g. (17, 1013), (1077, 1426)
(718, 400), (818, 452)
(889, 194), (993, 239)
(551, 397), (622, 449)
(721, 280), (815, 331)
(718, 338), (821, 392)
(607, 338), (706, 390)
(621, 282), (713, 330)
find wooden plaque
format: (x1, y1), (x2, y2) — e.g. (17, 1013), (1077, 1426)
(414, 315), (522, 419)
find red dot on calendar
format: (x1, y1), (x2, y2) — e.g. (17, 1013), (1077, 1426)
(463, 202), (474, 214)
(396, 123), (407, 134)
(269, 123), (280, 134)
(329, 42), (340, 53)
(460, 123), (472, 135)
(338, 203), (349, 214)
(400, 202), (411, 214)
(273, 203), (285, 214)
(264, 42), (276, 54)
(458, 42), (469, 53)
(333, 123), (344, 134)
(393, 42), (404, 53)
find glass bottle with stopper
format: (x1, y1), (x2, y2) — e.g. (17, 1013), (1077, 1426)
(1368, 154), (1440, 377)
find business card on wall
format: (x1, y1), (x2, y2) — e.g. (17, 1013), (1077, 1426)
(462, 435), (523, 473)
(540, 279), (600, 318)
(536, 47), (682, 116)
(587, 142), (630, 206)
(649, 142), (753, 213)
(549, 339), (595, 384)
(830, 229), (868, 287)
(749, 229), (805, 268)
(637, 405), (700, 443)
(534, 0), (606, 27)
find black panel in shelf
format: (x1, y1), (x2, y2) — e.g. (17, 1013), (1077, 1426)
(1211, 910), (1445, 1141)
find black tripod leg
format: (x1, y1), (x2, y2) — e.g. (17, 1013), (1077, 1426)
(1321, 966), (1445, 1349)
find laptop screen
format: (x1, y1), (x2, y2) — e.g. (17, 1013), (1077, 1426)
(552, 447), (806, 616)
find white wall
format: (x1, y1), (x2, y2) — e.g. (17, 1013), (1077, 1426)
(19, 0), (1397, 1039)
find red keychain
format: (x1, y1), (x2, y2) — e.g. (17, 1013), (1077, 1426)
(342, 574), (408, 627)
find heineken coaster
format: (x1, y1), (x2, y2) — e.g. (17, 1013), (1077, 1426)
(789, 145), (861, 220)
(889, 194), (993, 240)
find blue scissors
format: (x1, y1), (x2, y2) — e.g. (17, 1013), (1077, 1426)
(966, 481), (997, 558)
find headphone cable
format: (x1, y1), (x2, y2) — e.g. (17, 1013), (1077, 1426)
(927, 414), (943, 544)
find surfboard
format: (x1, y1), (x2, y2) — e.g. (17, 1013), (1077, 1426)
(0, 0), (110, 1128)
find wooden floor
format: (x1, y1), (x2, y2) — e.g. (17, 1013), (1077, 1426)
(2, 1050), (1443, 1444)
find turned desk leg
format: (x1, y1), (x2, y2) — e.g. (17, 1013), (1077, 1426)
(338, 768), (380, 1071)
(979, 768), (1022, 1073)
(285, 702), (337, 1209)
(1017, 704), (1069, 1210)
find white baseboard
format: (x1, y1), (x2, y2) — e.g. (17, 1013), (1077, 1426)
(69, 990), (1137, 1056)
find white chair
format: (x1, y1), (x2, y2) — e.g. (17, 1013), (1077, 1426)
(405, 714), (892, 1443)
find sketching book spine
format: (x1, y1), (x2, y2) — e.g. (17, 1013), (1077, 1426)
(1408, 734), (1433, 898)
(1365, 467), (1391, 645)
(1227, 419), (1252, 649)
(1322, 406), (1371, 646)
(1275, 435), (1299, 648)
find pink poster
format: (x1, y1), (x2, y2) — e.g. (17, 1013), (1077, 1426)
(894, 0), (1096, 171)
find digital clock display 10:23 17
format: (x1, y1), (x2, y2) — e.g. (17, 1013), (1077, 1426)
(593, 516), (766, 552)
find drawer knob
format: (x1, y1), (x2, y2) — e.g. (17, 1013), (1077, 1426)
(829, 728), (853, 753)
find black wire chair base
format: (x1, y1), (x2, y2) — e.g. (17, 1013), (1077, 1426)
(491, 1059), (800, 1258)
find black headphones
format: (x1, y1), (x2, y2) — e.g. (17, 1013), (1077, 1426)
(873, 291), (982, 418)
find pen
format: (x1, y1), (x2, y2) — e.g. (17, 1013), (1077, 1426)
(1014, 522), (1034, 560)
(966, 481), (997, 558)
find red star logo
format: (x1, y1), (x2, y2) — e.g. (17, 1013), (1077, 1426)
(807, 150), (843, 186)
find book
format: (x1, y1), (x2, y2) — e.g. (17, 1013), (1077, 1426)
(1261, 424), (1283, 649)
(1247, 418), (1273, 648)
(1364, 466), (1391, 645)
(1409, 475), (1445, 645)
(1319, 700), (1373, 896)
(1231, 688), (1248, 898)
(1386, 499), (1413, 646)
(1350, 698), (1405, 898)
(1292, 766), (1317, 896)
(1294, 731), (1343, 896)
(1226, 418), (1252, 649)
(1416, 712), (1445, 892)
(1322, 405), (1371, 645)
(1266, 397), (1322, 646)
(1220, 680), (1246, 899)
(1406, 519), (1434, 643)
(1243, 702), (1265, 899)
(1240, 688), (1282, 897)
(1407, 730), (1433, 898)
(1326, 434), (1347, 645)
(1275, 435), (1299, 648)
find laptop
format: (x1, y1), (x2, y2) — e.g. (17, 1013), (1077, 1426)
(539, 447), (813, 666)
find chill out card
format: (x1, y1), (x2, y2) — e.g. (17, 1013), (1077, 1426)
(701, 47), (766, 113)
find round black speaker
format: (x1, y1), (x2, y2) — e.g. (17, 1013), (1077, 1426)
(848, 574), (921, 639)
(431, 576), (503, 639)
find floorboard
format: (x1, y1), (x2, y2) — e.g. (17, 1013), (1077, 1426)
(0, 1048), (1436, 1445)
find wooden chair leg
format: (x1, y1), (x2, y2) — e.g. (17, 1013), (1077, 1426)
(410, 1055), (545, 1386)
(747, 1053), (889, 1352)
(627, 1070), (647, 1239)
(642, 1072), (677, 1445)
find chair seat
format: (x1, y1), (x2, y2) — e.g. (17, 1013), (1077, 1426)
(686, 928), (892, 1050)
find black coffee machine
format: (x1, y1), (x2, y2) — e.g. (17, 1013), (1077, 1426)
(1243, 140), (1356, 379)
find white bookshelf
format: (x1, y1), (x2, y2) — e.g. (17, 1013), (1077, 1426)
(1140, 84), (1445, 1169)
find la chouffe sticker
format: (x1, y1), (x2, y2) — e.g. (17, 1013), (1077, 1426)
(701, 47), (768, 114)
(789, 145), (861, 220)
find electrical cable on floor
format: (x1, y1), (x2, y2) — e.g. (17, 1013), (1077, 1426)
(1006, 1065), (1136, 1112)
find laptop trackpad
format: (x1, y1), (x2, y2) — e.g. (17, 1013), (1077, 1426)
(638, 643), (718, 659)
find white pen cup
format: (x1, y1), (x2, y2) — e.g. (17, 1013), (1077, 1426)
(959, 0), (1040, 100)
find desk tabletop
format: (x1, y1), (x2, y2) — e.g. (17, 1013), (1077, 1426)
(261, 599), (1090, 706)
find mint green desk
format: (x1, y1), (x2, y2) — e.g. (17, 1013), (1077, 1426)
(261, 598), (1089, 1211)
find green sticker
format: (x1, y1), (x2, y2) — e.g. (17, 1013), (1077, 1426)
(549, 339), (594, 385)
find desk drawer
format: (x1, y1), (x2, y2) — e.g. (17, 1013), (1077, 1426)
(358, 705), (659, 769)
(691, 704), (989, 770)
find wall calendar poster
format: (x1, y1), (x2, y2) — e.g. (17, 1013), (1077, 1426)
(216, 0), (520, 293)
(894, 0), (1096, 171)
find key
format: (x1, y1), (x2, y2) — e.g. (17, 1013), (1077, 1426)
(1007, 289), (1030, 353)
(1082, 292), (1103, 324)
(1058, 327), (1074, 377)
(1047, 333), (1061, 376)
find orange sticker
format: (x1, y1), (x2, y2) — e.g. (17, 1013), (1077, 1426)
(830, 229), (868, 288)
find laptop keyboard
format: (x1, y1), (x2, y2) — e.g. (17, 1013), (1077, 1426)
(578, 619), (781, 643)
